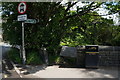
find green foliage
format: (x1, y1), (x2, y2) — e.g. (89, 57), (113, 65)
(111, 28), (120, 46)
(2, 2), (120, 65)
(48, 55), (76, 66)
(8, 48), (22, 64)
(2, 2), (67, 54)
(105, 1), (120, 14)
(48, 55), (61, 64)
(26, 51), (43, 65)
(2, 2), (105, 55)
(60, 11), (120, 46)
(60, 33), (87, 47)
(8, 48), (43, 65)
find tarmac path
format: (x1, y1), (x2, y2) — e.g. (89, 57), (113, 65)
(28, 65), (119, 78)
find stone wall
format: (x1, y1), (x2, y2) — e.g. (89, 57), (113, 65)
(98, 46), (120, 67)
(77, 46), (120, 67)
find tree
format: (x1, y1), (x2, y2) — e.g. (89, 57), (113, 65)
(60, 11), (116, 46)
(104, 1), (120, 45)
(60, 2), (120, 46)
(105, 1), (120, 15)
(2, 2), (104, 54)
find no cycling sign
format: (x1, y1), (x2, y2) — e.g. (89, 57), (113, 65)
(18, 2), (27, 14)
(17, 2), (27, 21)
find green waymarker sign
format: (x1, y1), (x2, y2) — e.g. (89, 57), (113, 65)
(25, 19), (38, 24)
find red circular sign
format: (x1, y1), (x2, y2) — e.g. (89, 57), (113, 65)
(18, 2), (27, 14)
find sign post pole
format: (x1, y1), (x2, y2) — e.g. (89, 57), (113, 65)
(18, 2), (27, 65)
(22, 22), (26, 64)
(17, 2), (39, 65)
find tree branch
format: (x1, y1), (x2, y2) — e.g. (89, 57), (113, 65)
(59, 2), (100, 23)
(65, 2), (78, 12)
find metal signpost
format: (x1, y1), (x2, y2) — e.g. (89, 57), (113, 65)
(18, 2), (27, 65)
(18, 14), (27, 64)
(17, 2), (39, 65)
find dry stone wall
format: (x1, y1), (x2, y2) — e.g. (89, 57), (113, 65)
(77, 46), (120, 67)
(98, 46), (120, 67)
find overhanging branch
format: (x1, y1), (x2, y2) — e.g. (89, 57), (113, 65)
(60, 2), (104, 23)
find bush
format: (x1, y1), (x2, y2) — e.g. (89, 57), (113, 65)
(48, 55), (76, 66)
(8, 48), (22, 64)
(8, 48), (44, 65)
(48, 55), (61, 65)
(26, 51), (43, 65)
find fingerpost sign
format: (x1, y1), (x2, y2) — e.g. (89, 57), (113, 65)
(18, 2), (27, 65)
(17, 2), (39, 65)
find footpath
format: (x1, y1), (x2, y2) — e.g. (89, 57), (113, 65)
(10, 64), (119, 78)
